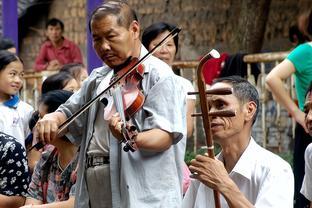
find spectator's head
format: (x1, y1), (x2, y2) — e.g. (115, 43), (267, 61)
(39, 90), (73, 117)
(59, 63), (88, 87)
(89, 0), (140, 69)
(41, 72), (79, 94)
(45, 18), (64, 44)
(0, 50), (24, 100)
(298, 9), (312, 40)
(142, 22), (178, 66)
(288, 25), (308, 46)
(304, 82), (312, 136)
(38, 90), (73, 143)
(210, 76), (259, 142)
(0, 38), (16, 54)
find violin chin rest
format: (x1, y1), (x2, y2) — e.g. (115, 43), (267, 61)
(100, 97), (108, 107)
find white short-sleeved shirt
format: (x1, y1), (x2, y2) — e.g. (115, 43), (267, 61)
(301, 143), (312, 201)
(183, 138), (294, 208)
(175, 75), (196, 100)
(0, 101), (33, 147)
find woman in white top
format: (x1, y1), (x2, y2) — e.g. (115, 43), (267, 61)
(142, 22), (196, 194)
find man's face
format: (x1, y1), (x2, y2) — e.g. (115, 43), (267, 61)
(304, 91), (312, 136)
(208, 82), (248, 142)
(46, 24), (63, 43)
(91, 15), (140, 68)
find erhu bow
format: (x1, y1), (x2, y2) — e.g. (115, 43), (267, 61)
(189, 49), (236, 208)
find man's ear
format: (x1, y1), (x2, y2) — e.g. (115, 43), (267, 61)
(244, 101), (257, 123)
(130, 21), (140, 39)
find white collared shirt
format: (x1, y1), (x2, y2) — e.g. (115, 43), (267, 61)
(0, 101), (33, 147)
(183, 138), (294, 208)
(301, 143), (312, 201)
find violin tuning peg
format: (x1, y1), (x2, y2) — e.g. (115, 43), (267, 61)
(100, 97), (108, 107)
(188, 91), (198, 95)
(191, 113), (202, 117)
(205, 87), (233, 95)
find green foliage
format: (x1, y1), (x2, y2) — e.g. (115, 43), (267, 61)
(185, 144), (221, 165)
(277, 151), (293, 168)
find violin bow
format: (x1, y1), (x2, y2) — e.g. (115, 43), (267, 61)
(190, 49), (236, 208)
(30, 27), (181, 151)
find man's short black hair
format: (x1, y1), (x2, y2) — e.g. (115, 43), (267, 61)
(212, 75), (259, 125)
(89, 0), (138, 32)
(46, 18), (64, 31)
(0, 38), (15, 50)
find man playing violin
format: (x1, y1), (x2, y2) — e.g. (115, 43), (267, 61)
(183, 76), (294, 208)
(34, 1), (186, 208)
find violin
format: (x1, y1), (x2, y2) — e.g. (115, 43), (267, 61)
(30, 27), (181, 152)
(99, 57), (145, 152)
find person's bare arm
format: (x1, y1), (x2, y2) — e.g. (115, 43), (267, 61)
(0, 194), (25, 208)
(265, 59), (307, 131)
(109, 114), (173, 152)
(21, 197), (74, 208)
(189, 155), (254, 208)
(186, 99), (196, 138)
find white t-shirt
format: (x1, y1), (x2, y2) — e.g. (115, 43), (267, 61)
(301, 143), (312, 201)
(183, 138), (294, 208)
(175, 75), (196, 100)
(0, 101), (33, 147)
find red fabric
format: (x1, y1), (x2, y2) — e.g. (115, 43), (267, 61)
(202, 53), (229, 85)
(34, 38), (83, 72)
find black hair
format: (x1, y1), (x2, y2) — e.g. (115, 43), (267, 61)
(40, 90), (73, 142)
(41, 72), (74, 95)
(59, 63), (85, 81)
(29, 111), (40, 131)
(0, 50), (21, 71)
(289, 25), (308, 45)
(308, 9), (312, 35)
(46, 18), (64, 31)
(89, 0), (138, 32)
(0, 38), (15, 50)
(212, 75), (259, 125)
(142, 22), (179, 53)
(40, 89), (73, 113)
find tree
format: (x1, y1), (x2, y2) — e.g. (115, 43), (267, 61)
(230, 0), (272, 53)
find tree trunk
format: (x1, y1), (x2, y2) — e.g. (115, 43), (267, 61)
(230, 0), (272, 53)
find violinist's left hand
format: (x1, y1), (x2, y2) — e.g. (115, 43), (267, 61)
(108, 113), (124, 141)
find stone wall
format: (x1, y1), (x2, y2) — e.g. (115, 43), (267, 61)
(19, 0), (311, 70)
(19, 0), (86, 69)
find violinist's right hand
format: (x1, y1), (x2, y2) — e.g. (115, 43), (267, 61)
(34, 112), (67, 145)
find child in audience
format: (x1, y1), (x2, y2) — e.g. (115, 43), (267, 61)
(59, 63), (88, 88)
(0, 50), (33, 147)
(22, 90), (78, 208)
(41, 72), (79, 94)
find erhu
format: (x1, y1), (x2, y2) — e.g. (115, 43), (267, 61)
(189, 49), (236, 208)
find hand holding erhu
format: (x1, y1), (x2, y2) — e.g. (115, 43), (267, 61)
(189, 49), (236, 208)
